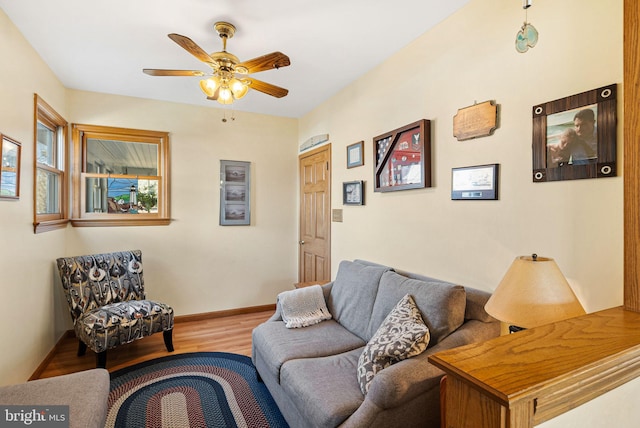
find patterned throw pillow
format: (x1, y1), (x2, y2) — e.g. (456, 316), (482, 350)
(357, 294), (430, 395)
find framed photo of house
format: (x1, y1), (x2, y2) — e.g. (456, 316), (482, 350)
(220, 160), (250, 225)
(0, 134), (21, 200)
(532, 84), (617, 182)
(343, 180), (364, 205)
(347, 141), (364, 168)
(373, 119), (431, 192)
(451, 164), (499, 200)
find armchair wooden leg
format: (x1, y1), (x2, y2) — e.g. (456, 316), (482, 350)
(77, 340), (87, 357)
(163, 329), (174, 352)
(96, 351), (107, 369)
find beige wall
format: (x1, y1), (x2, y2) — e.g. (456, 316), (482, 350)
(0, 9), (69, 384)
(300, 0), (624, 314)
(0, 7), (299, 384)
(300, 0), (634, 424)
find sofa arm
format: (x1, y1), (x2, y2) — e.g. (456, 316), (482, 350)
(0, 369), (110, 428)
(268, 281), (335, 322)
(365, 319), (499, 409)
(268, 306), (283, 321)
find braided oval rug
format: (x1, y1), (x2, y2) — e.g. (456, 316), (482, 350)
(107, 352), (288, 428)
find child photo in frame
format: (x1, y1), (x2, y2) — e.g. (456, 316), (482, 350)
(546, 104), (597, 168)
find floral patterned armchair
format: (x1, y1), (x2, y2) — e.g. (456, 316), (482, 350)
(56, 250), (174, 368)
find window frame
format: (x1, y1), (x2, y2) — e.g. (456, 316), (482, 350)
(70, 124), (171, 227)
(34, 94), (68, 234)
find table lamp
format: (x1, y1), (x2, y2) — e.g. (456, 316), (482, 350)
(484, 254), (586, 333)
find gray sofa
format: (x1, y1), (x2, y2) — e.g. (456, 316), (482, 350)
(252, 260), (500, 428)
(0, 369), (110, 428)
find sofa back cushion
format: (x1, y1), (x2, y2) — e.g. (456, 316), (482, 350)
(327, 260), (391, 341)
(367, 270), (466, 345)
(393, 267), (495, 322)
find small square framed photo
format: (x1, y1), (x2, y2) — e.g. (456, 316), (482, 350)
(451, 164), (499, 200)
(343, 180), (364, 205)
(347, 141), (364, 168)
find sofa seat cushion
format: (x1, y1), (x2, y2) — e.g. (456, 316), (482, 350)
(280, 348), (364, 428)
(252, 319), (365, 383)
(75, 300), (174, 353)
(327, 260), (392, 341)
(357, 294), (430, 395)
(367, 271), (466, 346)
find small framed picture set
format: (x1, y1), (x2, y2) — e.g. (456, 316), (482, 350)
(347, 141), (364, 168)
(220, 160), (250, 225)
(0, 135), (21, 200)
(532, 84), (616, 182)
(343, 180), (364, 205)
(451, 164), (499, 200)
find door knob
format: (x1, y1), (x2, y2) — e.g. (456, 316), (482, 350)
(299, 240), (305, 245)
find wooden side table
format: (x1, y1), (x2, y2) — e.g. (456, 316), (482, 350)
(429, 306), (640, 428)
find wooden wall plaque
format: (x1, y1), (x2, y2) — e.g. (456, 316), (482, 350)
(453, 101), (498, 141)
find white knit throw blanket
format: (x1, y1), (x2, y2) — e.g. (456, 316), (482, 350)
(278, 284), (332, 328)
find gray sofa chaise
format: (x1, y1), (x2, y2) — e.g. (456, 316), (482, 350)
(252, 260), (500, 428)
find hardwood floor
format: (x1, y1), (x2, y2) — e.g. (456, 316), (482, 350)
(33, 310), (274, 380)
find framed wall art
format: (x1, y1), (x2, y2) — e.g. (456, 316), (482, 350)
(0, 134), (21, 200)
(451, 164), (499, 200)
(220, 160), (250, 225)
(532, 84), (617, 182)
(347, 141), (364, 168)
(373, 119), (431, 192)
(343, 180), (364, 205)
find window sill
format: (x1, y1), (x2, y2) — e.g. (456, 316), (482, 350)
(33, 219), (69, 234)
(70, 218), (171, 227)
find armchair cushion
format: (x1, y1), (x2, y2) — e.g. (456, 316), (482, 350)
(76, 300), (174, 353)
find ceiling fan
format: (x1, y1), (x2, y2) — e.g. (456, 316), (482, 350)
(143, 21), (290, 105)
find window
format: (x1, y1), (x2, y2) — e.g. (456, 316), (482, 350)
(71, 124), (170, 227)
(34, 95), (68, 233)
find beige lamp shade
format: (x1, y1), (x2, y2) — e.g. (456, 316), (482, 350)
(485, 255), (586, 329)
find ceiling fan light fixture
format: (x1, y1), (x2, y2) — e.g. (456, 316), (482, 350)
(217, 86), (234, 105)
(199, 76), (220, 97)
(230, 78), (249, 99)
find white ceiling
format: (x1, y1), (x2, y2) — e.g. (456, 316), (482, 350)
(0, 0), (470, 118)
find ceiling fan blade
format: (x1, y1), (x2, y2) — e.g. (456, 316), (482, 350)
(237, 52), (290, 74)
(168, 33), (215, 65)
(143, 69), (206, 77)
(246, 78), (289, 98)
